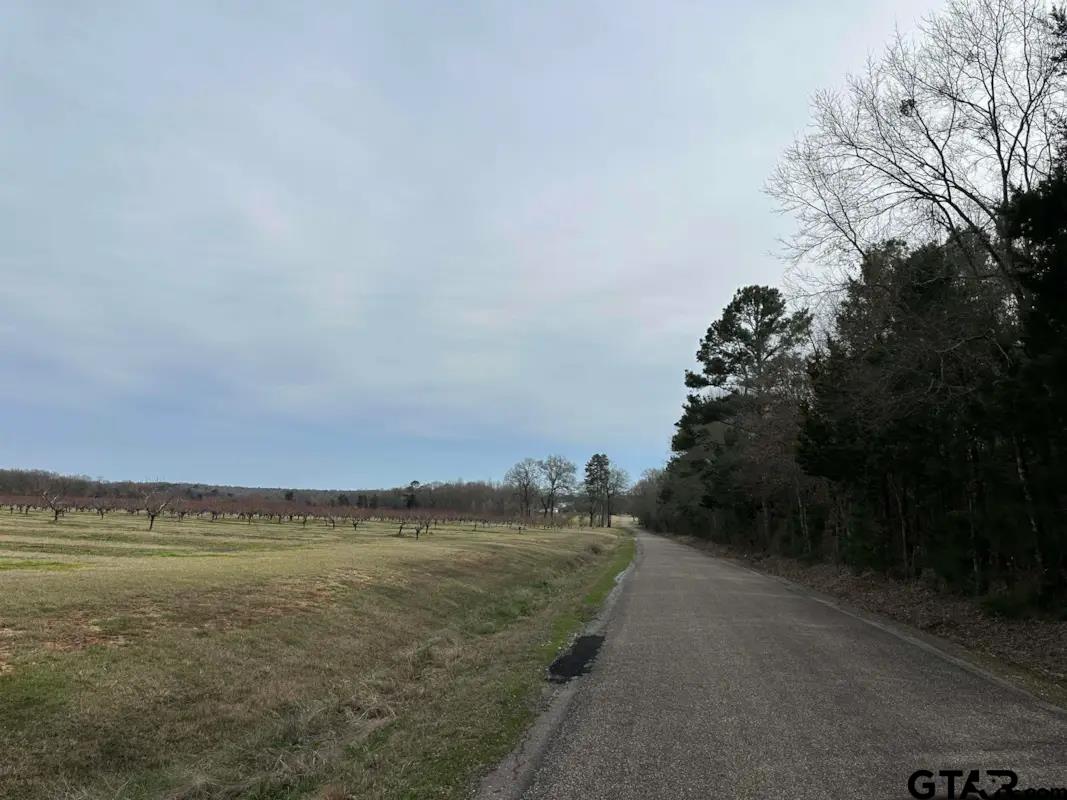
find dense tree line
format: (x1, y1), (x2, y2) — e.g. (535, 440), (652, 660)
(638, 0), (1067, 611)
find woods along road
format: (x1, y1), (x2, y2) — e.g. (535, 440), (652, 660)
(482, 532), (1067, 800)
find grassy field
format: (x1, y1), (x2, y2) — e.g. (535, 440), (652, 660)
(0, 510), (634, 800)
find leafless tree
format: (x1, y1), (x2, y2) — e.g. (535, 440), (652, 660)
(41, 489), (66, 523)
(604, 467), (630, 528)
(504, 459), (541, 518)
(768, 0), (1065, 297)
(89, 497), (109, 519)
(172, 497), (188, 522)
(143, 490), (172, 532)
(537, 455), (577, 519)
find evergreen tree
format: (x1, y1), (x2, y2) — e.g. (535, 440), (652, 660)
(583, 454), (610, 527)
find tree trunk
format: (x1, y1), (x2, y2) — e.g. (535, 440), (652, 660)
(891, 478), (909, 580)
(966, 444), (982, 596)
(761, 498), (770, 550)
(967, 489), (981, 596)
(794, 471), (810, 556)
(1011, 434), (1043, 571)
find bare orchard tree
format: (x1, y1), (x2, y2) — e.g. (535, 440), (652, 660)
(41, 488), (66, 523)
(143, 490), (172, 532)
(768, 0), (1065, 296)
(504, 458), (541, 518)
(537, 455), (577, 520)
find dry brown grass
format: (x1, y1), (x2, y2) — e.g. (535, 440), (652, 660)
(0, 511), (631, 799)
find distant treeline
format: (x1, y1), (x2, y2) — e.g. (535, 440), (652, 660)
(0, 468), (517, 515)
(0, 453), (632, 523)
(635, 0), (1067, 612)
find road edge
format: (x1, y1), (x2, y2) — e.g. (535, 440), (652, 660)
(472, 530), (641, 800)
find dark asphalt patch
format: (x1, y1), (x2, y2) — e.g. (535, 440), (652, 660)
(548, 635), (604, 682)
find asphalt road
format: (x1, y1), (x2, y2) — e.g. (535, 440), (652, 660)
(518, 532), (1067, 800)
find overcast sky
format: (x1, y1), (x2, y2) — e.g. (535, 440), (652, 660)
(0, 1), (943, 489)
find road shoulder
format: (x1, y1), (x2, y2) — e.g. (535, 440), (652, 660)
(473, 531), (640, 800)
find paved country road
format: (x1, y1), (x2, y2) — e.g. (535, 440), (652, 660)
(504, 532), (1067, 800)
